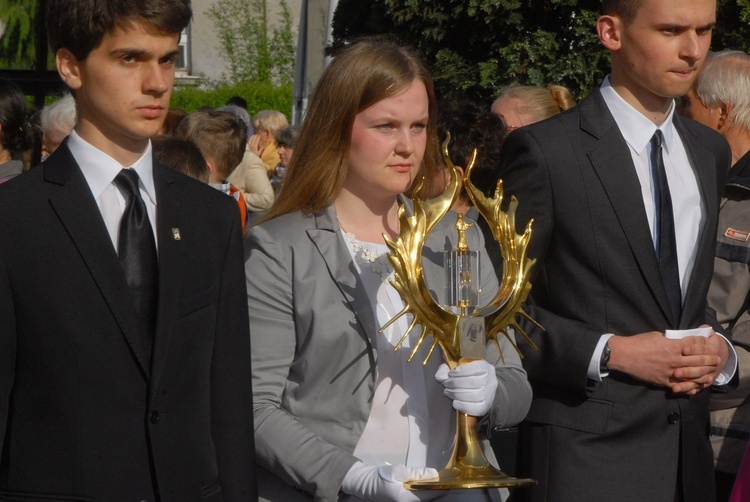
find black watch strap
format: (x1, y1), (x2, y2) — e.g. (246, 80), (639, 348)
(600, 341), (611, 372)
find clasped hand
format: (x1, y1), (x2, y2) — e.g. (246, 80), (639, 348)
(608, 328), (727, 396)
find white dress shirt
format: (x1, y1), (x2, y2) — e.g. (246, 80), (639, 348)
(342, 233), (489, 502)
(66, 130), (158, 252)
(587, 78), (736, 384)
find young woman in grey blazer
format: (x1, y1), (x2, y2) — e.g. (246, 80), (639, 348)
(245, 37), (532, 502)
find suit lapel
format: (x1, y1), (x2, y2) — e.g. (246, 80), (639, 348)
(582, 93), (678, 325)
(150, 163), (185, 388)
(307, 207), (378, 347)
(675, 117), (719, 326)
(44, 146), (152, 378)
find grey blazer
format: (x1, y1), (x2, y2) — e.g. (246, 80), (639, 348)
(246, 200), (532, 502)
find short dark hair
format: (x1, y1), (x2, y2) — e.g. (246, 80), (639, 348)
(600, 0), (644, 23)
(47, 0), (192, 61)
(152, 136), (208, 183)
(275, 126), (300, 149)
(226, 96), (248, 110)
(175, 111), (247, 180)
(437, 99), (506, 198)
(0, 79), (33, 156)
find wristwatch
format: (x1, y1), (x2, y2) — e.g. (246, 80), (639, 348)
(600, 341), (611, 372)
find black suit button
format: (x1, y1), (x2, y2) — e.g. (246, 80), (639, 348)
(667, 412), (680, 424)
(149, 411), (160, 424)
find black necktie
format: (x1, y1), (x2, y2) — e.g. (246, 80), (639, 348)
(113, 168), (158, 352)
(650, 131), (681, 323)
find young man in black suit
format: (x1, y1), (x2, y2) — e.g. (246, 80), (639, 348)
(0, 1), (256, 500)
(499, 0), (736, 500)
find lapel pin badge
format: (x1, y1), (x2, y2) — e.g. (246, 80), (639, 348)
(172, 228), (182, 241)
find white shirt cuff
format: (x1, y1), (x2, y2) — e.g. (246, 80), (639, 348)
(713, 332), (738, 386)
(587, 334), (615, 381)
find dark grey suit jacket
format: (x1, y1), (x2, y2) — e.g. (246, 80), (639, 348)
(498, 90), (731, 502)
(0, 143), (256, 502)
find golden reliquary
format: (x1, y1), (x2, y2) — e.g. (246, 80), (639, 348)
(381, 135), (542, 490)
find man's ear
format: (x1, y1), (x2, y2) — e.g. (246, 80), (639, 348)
(206, 158), (218, 174)
(597, 15), (622, 52)
(454, 165), (465, 180)
(56, 48), (83, 91)
(717, 102), (732, 132)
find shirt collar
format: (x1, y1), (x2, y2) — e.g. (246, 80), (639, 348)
(67, 129), (157, 205)
(599, 76), (677, 156)
(209, 182), (232, 195)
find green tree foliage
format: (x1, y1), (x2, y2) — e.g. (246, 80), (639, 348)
(333, 0), (750, 104)
(0, 0), (37, 68)
(207, 0), (296, 86)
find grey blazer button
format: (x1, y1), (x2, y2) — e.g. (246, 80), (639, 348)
(149, 411), (160, 424)
(667, 412), (680, 424)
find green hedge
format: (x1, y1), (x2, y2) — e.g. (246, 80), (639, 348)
(170, 81), (293, 117)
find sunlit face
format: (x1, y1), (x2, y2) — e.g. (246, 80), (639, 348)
(605, 0), (716, 114)
(678, 84), (721, 130)
(342, 79), (429, 202)
(58, 21), (180, 160)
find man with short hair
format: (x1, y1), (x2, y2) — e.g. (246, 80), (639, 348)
(0, 1), (257, 500)
(498, 0), (735, 500)
(679, 50), (750, 500)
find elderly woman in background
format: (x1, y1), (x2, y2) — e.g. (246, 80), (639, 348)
(39, 93), (76, 159)
(246, 37), (532, 502)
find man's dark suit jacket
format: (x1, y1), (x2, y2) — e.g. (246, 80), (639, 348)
(0, 143), (256, 502)
(498, 90), (731, 502)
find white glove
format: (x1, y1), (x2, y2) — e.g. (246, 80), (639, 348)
(435, 360), (498, 416)
(341, 461), (440, 502)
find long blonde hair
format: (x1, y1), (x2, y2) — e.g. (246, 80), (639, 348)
(263, 37), (439, 221)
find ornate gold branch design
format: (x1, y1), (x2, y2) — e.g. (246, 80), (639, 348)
(381, 134), (541, 368)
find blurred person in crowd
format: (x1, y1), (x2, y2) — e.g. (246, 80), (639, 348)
(678, 50), (750, 501)
(491, 84), (576, 135)
(176, 110), (250, 231)
(227, 95), (248, 111)
(497, 0), (734, 500)
(246, 36), (531, 502)
(270, 125), (299, 195)
(0, 1), (256, 499)
(40, 93), (76, 159)
(217, 104), (251, 134)
(0, 78), (33, 183)
(219, 105), (274, 215)
(435, 99), (507, 271)
(152, 135), (209, 183)
(158, 108), (187, 136)
(249, 109), (288, 176)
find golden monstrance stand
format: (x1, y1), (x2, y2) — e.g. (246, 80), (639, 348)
(381, 136), (541, 490)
